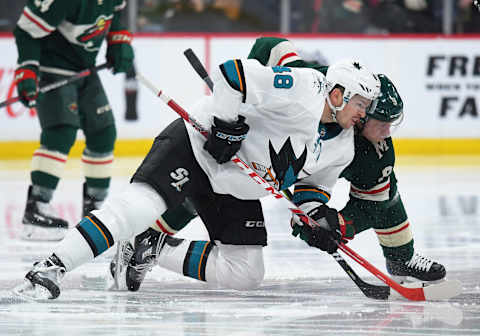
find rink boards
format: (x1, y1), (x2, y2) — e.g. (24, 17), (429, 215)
(0, 34), (479, 157)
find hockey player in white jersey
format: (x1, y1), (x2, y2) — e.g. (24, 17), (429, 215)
(13, 57), (380, 299)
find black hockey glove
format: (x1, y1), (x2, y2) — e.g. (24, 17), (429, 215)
(291, 204), (342, 254)
(204, 115), (249, 164)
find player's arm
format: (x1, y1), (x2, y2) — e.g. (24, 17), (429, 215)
(13, 0), (69, 107)
(247, 36), (327, 74)
(247, 37), (301, 66)
(106, 0), (134, 74)
(290, 168), (355, 253)
(204, 59), (310, 164)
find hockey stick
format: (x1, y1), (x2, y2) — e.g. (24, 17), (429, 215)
(181, 49), (462, 301)
(184, 48), (214, 91)
(137, 73), (461, 301)
(0, 63), (110, 109)
(182, 48), (392, 300)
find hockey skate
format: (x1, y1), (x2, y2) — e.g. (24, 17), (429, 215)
(82, 182), (104, 217)
(13, 255), (66, 300)
(386, 252), (446, 283)
(127, 228), (167, 292)
(109, 240), (134, 290)
(21, 186), (68, 241)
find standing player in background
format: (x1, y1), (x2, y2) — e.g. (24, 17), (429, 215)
(113, 37), (445, 292)
(14, 53), (381, 299)
(14, 0), (134, 241)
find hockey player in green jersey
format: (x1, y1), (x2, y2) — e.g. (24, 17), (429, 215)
(248, 37), (445, 282)
(336, 75), (446, 283)
(13, 0), (134, 241)
(108, 37), (445, 292)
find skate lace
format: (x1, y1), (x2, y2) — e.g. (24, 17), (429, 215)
(405, 253), (434, 272)
(121, 242), (134, 265)
(132, 233), (167, 276)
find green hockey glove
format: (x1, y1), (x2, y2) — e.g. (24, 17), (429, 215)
(14, 65), (39, 107)
(106, 30), (134, 74)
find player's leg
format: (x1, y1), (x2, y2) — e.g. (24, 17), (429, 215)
(14, 182), (167, 299)
(109, 199), (197, 289)
(21, 72), (80, 241)
(123, 190), (266, 291)
(343, 195), (446, 282)
(377, 195), (445, 282)
(79, 73), (116, 217)
(14, 119), (195, 299)
(152, 198), (198, 235)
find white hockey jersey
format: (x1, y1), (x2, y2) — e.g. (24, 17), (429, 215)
(185, 59), (354, 200)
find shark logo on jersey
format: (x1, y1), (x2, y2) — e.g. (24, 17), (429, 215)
(268, 138), (307, 190)
(251, 138), (307, 190)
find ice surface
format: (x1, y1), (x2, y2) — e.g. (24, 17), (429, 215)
(0, 158), (479, 336)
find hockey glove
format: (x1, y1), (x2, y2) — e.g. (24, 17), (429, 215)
(106, 30), (134, 74)
(204, 115), (249, 164)
(291, 204), (354, 254)
(14, 65), (39, 108)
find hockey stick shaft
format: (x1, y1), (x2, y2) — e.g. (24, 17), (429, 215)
(181, 49), (392, 299)
(183, 48), (214, 91)
(137, 72), (440, 301)
(0, 63), (110, 109)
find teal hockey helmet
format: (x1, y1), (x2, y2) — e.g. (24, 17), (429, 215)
(367, 74), (404, 125)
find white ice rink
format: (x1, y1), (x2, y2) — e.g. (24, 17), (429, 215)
(0, 157), (479, 336)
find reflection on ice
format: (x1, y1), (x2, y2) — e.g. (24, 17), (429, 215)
(0, 160), (479, 335)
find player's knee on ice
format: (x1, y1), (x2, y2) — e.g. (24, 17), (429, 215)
(214, 244), (264, 290)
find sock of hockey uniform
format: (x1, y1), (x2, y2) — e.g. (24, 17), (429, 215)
(374, 219), (414, 261)
(31, 126), (77, 195)
(82, 149), (114, 199)
(83, 124), (116, 201)
(31, 147), (68, 200)
(158, 237), (214, 282)
(158, 237), (264, 290)
(150, 199), (197, 235)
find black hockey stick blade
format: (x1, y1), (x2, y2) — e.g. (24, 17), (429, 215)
(183, 48), (214, 91)
(283, 189), (390, 299)
(332, 252), (390, 300)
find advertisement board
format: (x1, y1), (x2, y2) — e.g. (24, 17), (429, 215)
(0, 34), (478, 155)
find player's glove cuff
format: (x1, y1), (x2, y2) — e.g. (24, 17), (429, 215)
(107, 30), (133, 45)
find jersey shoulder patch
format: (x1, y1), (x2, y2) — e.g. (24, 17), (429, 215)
(219, 59), (246, 102)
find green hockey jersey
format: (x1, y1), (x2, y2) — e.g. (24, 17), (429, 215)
(247, 36), (398, 203)
(14, 0), (127, 73)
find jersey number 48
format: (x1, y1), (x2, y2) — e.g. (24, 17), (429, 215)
(272, 66), (293, 89)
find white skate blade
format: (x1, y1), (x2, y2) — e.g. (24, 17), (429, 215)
(12, 280), (52, 301)
(21, 224), (67, 241)
(108, 242), (128, 291)
(389, 279), (462, 301)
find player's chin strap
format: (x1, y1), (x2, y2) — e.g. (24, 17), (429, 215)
(325, 94), (346, 123)
(137, 50), (461, 302)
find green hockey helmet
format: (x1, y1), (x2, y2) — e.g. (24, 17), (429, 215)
(367, 74), (404, 125)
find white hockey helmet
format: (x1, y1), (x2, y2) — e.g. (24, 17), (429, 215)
(325, 59), (381, 120)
